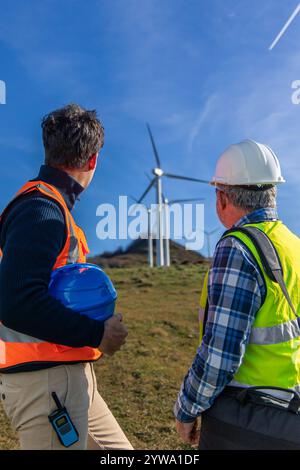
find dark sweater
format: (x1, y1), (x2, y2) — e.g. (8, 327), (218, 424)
(0, 165), (104, 373)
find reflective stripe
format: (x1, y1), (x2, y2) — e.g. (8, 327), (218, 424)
(34, 183), (63, 204)
(198, 307), (205, 323)
(31, 183), (80, 264)
(0, 339), (6, 364)
(66, 213), (79, 264)
(0, 324), (43, 343)
(249, 317), (300, 345)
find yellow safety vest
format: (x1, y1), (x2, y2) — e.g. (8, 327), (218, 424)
(199, 220), (300, 391)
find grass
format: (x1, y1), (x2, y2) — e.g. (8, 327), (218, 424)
(0, 264), (208, 450)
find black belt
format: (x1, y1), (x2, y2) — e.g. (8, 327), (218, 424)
(224, 386), (300, 414)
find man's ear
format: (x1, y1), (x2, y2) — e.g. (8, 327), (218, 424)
(218, 190), (227, 210)
(88, 153), (98, 170)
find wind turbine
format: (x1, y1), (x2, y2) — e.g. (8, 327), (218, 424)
(129, 195), (155, 268)
(143, 173), (205, 266)
(130, 194), (205, 267)
(136, 123), (209, 267)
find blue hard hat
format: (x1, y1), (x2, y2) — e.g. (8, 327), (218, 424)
(49, 263), (117, 322)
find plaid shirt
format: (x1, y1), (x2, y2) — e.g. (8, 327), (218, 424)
(174, 207), (278, 422)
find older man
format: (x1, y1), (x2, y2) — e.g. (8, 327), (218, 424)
(175, 140), (300, 449)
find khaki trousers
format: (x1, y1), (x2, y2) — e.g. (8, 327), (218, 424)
(0, 362), (133, 450)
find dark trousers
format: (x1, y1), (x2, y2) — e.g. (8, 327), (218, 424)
(199, 387), (300, 450)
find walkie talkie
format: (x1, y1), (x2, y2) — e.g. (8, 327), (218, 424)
(48, 392), (79, 447)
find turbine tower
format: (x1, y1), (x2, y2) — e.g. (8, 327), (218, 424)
(147, 208), (154, 267)
(163, 197), (205, 267)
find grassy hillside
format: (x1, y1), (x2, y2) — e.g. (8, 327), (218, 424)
(0, 264), (208, 450)
(89, 238), (207, 268)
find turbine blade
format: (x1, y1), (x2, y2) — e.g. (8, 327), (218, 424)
(168, 197), (205, 204)
(146, 123), (161, 168)
(137, 177), (156, 203)
(209, 227), (220, 235)
(129, 195), (139, 203)
(164, 173), (209, 184)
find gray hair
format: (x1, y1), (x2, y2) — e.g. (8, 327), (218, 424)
(217, 184), (277, 211)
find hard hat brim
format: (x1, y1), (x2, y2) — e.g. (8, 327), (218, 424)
(210, 177), (286, 187)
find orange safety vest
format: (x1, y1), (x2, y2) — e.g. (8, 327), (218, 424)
(0, 180), (101, 371)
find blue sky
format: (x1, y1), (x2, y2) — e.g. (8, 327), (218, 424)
(0, 0), (300, 256)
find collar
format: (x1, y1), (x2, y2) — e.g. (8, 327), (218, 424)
(32, 165), (84, 211)
(234, 207), (279, 227)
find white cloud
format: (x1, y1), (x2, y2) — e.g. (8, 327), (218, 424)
(188, 94), (219, 152)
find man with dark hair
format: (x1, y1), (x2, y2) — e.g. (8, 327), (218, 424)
(42, 103), (104, 168)
(0, 104), (133, 450)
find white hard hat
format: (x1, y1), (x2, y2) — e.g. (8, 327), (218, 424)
(211, 139), (285, 186)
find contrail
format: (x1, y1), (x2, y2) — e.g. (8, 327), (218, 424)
(269, 2), (300, 50)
